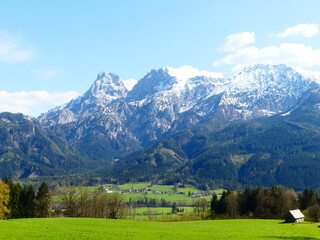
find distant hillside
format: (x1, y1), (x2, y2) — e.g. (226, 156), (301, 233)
(0, 112), (86, 179)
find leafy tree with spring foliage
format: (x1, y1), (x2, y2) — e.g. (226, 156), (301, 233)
(308, 204), (320, 222)
(0, 181), (10, 219)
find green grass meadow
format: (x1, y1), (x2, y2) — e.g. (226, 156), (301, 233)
(0, 218), (319, 240)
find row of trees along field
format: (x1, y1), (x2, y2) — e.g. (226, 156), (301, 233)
(0, 179), (51, 219)
(61, 188), (125, 219)
(205, 186), (320, 221)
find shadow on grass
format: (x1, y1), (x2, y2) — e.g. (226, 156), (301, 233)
(264, 237), (319, 240)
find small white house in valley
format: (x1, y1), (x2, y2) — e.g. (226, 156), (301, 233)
(284, 209), (305, 223)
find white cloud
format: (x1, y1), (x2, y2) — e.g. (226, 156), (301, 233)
(221, 32), (255, 52)
(276, 24), (319, 38)
(166, 65), (227, 80)
(214, 26), (320, 73)
(0, 30), (35, 63)
(0, 90), (80, 117)
(214, 43), (320, 72)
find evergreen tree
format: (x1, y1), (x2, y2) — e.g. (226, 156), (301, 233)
(35, 182), (51, 218)
(9, 183), (22, 219)
(210, 193), (219, 218)
(21, 185), (36, 218)
(216, 190), (232, 215)
(299, 189), (317, 210)
(171, 202), (178, 214)
(20, 186), (28, 218)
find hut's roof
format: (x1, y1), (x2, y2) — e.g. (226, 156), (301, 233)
(289, 209), (304, 219)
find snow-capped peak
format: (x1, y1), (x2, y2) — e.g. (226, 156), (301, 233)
(229, 64), (305, 91)
(239, 64), (292, 73)
(127, 66), (229, 102)
(88, 72), (128, 100)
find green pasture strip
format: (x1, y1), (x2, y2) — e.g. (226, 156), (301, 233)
(131, 207), (172, 214)
(126, 213), (194, 221)
(119, 183), (151, 190)
(131, 207), (194, 214)
(0, 218), (319, 240)
(177, 187), (199, 194)
(125, 207), (195, 219)
(124, 192), (209, 204)
(148, 185), (174, 191)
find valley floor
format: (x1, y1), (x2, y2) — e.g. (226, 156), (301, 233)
(0, 218), (319, 240)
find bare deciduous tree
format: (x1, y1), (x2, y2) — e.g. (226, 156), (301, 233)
(62, 190), (125, 219)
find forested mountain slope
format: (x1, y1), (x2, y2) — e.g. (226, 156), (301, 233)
(0, 112), (86, 179)
(110, 88), (320, 190)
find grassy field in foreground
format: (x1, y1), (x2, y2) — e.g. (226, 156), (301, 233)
(0, 218), (319, 240)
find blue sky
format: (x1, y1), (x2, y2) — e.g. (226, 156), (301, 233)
(1, 0), (320, 116)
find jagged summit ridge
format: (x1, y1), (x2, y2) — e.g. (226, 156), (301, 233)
(89, 72), (128, 101)
(218, 64), (320, 119)
(39, 72), (128, 124)
(126, 68), (176, 101)
(230, 64), (311, 90)
(127, 66), (228, 101)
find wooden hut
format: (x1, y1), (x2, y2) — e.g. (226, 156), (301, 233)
(284, 209), (305, 223)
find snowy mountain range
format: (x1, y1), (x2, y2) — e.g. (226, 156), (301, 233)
(38, 64), (320, 163)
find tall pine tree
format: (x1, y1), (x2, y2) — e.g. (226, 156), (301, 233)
(210, 193), (219, 218)
(9, 183), (22, 219)
(35, 182), (51, 218)
(20, 185), (36, 218)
